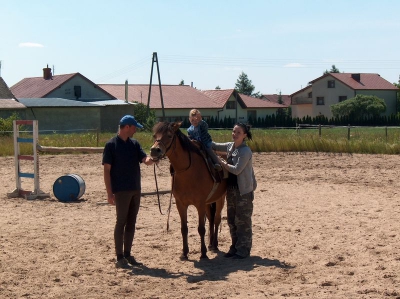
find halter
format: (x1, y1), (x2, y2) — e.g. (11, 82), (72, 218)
(153, 133), (176, 160)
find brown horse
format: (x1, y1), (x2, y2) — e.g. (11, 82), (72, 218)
(150, 121), (227, 259)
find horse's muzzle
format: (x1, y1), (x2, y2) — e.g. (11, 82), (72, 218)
(150, 147), (164, 161)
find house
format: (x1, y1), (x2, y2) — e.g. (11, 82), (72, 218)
(0, 77), (26, 119)
(99, 84), (287, 125)
(290, 73), (399, 119)
(11, 67), (134, 132)
(202, 89), (287, 124)
(261, 94), (291, 106)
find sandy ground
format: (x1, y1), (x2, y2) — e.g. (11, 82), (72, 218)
(1, 152), (400, 299)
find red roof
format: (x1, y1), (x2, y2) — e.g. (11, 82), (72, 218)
(99, 84), (220, 109)
(11, 73), (78, 98)
(201, 89), (236, 106)
(239, 93), (287, 108)
(262, 94), (291, 106)
(11, 73), (115, 99)
(310, 73), (398, 90)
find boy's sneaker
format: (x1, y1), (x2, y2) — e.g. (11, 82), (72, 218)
(125, 256), (143, 266)
(115, 257), (131, 269)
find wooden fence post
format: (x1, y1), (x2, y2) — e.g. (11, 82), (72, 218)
(347, 124), (351, 140)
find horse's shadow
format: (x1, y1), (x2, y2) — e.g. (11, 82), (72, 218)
(128, 264), (184, 279)
(128, 251), (294, 282)
(186, 251), (295, 283)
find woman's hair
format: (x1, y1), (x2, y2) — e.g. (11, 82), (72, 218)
(235, 122), (253, 141)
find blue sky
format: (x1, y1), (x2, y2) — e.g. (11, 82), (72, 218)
(1, 0), (400, 95)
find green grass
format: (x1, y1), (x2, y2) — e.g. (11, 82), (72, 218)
(1, 126), (400, 156)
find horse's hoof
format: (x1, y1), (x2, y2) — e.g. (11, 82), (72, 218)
(200, 255), (209, 260)
(180, 255), (188, 261)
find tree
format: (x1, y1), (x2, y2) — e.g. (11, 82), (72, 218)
(331, 94), (386, 120)
(276, 91), (286, 116)
(235, 72), (255, 96)
(179, 80), (184, 85)
(133, 102), (157, 131)
(323, 65), (340, 75)
(234, 71), (260, 97)
(215, 85), (221, 90)
(394, 81), (400, 113)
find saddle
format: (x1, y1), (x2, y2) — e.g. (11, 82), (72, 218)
(191, 140), (225, 183)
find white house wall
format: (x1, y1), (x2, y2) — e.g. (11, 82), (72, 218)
(292, 104), (312, 119)
(291, 86), (313, 118)
(311, 78), (353, 118)
(46, 76), (112, 100)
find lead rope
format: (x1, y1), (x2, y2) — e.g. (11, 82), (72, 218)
(153, 162), (174, 231)
(153, 163), (165, 215)
(166, 173), (174, 231)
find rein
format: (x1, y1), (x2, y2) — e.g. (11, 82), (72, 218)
(152, 131), (193, 223)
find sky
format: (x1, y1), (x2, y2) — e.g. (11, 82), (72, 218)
(1, 0), (400, 95)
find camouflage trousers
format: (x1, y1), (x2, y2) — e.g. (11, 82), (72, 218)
(226, 187), (254, 257)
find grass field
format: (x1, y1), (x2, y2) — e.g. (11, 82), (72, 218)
(2, 125), (400, 156)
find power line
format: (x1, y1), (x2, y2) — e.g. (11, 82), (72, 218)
(95, 55), (400, 82)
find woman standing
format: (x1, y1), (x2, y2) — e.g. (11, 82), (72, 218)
(213, 123), (257, 259)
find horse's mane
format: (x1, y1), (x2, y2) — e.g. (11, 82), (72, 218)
(153, 122), (202, 155)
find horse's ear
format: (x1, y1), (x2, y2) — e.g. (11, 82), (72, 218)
(172, 121), (183, 132)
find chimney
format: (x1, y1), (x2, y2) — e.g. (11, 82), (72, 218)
(43, 64), (52, 80)
(191, 82), (193, 88)
(351, 73), (360, 81)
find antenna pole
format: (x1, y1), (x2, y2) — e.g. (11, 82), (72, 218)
(147, 52), (165, 120)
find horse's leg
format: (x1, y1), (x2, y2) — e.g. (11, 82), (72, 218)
(206, 203), (216, 251)
(197, 207), (208, 259)
(176, 202), (189, 259)
(212, 197), (225, 250)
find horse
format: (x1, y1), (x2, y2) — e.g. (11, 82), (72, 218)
(150, 121), (227, 259)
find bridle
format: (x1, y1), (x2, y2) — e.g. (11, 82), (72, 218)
(153, 133), (176, 161)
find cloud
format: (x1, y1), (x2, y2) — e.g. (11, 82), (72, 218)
(284, 63), (305, 68)
(19, 42), (44, 48)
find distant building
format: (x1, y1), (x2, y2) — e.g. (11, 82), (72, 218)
(0, 77), (26, 119)
(99, 84), (287, 124)
(290, 73), (399, 119)
(11, 66), (134, 132)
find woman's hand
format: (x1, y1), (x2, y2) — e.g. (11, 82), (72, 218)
(218, 156), (228, 169)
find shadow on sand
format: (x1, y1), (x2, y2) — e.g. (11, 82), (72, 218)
(128, 251), (294, 283)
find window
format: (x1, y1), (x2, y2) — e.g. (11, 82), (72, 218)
(339, 96), (347, 102)
(327, 80), (335, 88)
(316, 97), (325, 105)
(226, 101), (236, 109)
(308, 92), (312, 98)
(247, 110), (256, 122)
(74, 86), (81, 98)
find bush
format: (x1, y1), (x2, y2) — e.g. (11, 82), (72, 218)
(0, 113), (20, 136)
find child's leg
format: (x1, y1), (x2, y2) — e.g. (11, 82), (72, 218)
(206, 147), (221, 165)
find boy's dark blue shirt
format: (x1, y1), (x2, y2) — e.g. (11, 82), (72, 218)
(102, 135), (147, 193)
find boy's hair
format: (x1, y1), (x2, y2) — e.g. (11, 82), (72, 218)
(189, 109), (201, 117)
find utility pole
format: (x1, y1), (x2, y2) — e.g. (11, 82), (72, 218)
(147, 52), (165, 120)
(0, 60), (2, 77)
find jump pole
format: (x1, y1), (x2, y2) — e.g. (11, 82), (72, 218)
(7, 120), (50, 200)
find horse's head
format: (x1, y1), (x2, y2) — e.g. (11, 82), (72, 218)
(150, 121), (182, 161)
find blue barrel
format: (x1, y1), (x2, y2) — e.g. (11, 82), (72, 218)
(53, 174), (86, 202)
